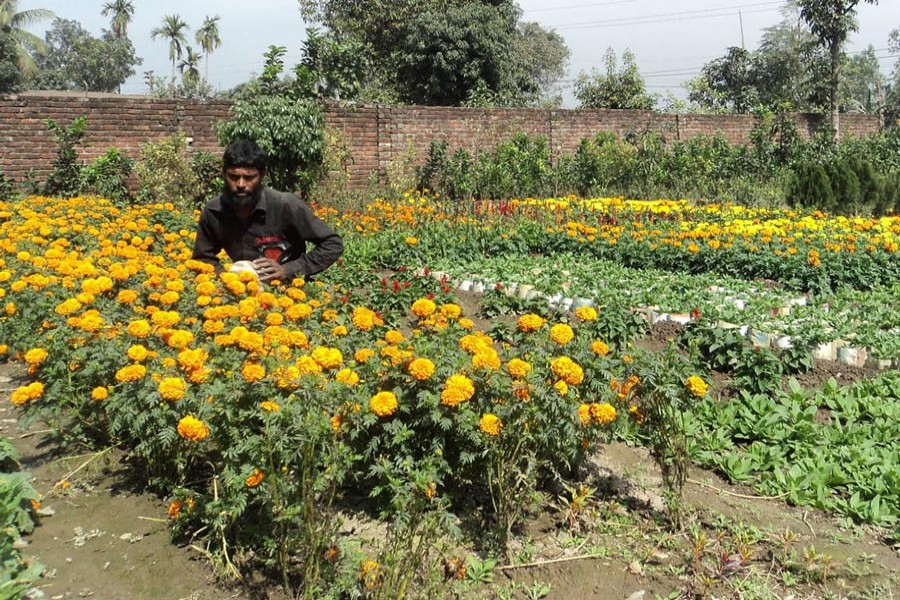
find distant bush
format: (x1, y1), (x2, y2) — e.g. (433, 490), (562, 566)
(79, 148), (134, 205)
(41, 117), (87, 198)
(134, 134), (199, 209)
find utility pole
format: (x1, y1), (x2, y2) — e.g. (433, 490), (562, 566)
(739, 10), (745, 49)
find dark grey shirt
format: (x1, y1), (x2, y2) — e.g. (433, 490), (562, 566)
(191, 187), (343, 278)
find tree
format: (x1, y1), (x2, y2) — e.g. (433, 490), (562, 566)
(0, 26), (19, 92)
(885, 26), (900, 123)
(841, 45), (884, 113)
(100, 0), (134, 39)
(295, 27), (368, 100)
(574, 48), (656, 110)
(796, 0), (879, 140)
(177, 45), (202, 86)
(297, 0), (569, 106)
(28, 18), (142, 92)
(150, 13), (188, 78)
(0, 0), (54, 76)
(687, 47), (758, 113)
(194, 15), (220, 81)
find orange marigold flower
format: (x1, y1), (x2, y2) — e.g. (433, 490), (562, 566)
(176, 415), (209, 442)
(242, 362), (266, 383)
(472, 348), (501, 371)
(411, 298), (437, 318)
(126, 319), (151, 338)
(369, 391), (399, 417)
(479, 413), (502, 437)
(91, 386), (109, 401)
(245, 468), (265, 488)
(158, 377), (188, 401)
(577, 404), (592, 426)
(440, 374), (475, 407)
(360, 559), (382, 590)
(549, 323), (575, 345)
(351, 306), (381, 330)
(554, 380), (569, 396)
(330, 414), (343, 432)
(589, 402), (617, 425)
(312, 346), (344, 370)
(407, 358), (435, 381)
(332, 324), (348, 337)
(517, 313), (545, 333)
(355, 348), (375, 363)
(168, 499), (183, 519)
(55, 298), (83, 315)
(127, 344), (150, 362)
(384, 329), (405, 345)
(440, 303), (462, 319)
(260, 400), (281, 412)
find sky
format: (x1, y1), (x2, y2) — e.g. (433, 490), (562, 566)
(20, 0), (900, 107)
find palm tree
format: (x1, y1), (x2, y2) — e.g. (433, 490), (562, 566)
(100, 0), (134, 39)
(194, 15), (221, 81)
(0, 0), (55, 76)
(178, 45), (202, 86)
(150, 13), (188, 78)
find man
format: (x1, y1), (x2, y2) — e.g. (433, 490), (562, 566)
(191, 139), (343, 283)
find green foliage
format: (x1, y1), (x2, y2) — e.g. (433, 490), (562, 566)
(0, 442), (42, 597)
(874, 170), (900, 215)
(27, 18), (141, 92)
(190, 150), (222, 210)
(79, 147), (134, 205)
(786, 162), (835, 211)
(574, 48), (656, 110)
(41, 115), (86, 198)
(826, 159), (861, 214)
(134, 133), (199, 209)
(0, 167), (17, 200)
(0, 27), (20, 93)
(217, 45), (325, 195)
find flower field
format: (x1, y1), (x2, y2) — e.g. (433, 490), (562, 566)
(2, 193), (900, 597)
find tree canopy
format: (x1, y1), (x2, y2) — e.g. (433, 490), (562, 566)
(574, 48), (655, 110)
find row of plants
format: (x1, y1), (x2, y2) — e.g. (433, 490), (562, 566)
(0, 195), (698, 597)
(0, 438), (42, 597)
(415, 127), (900, 211)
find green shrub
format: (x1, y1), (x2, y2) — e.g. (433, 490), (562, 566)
(134, 134), (200, 209)
(786, 162), (835, 211)
(0, 168), (17, 199)
(875, 170), (900, 216)
(42, 116), (87, 198)
(827, 159), (861, 215)
(190, 150), (223, 210)
(79, 148), (134, 205)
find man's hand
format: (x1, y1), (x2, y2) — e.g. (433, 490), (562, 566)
(252, 258), (289, 283)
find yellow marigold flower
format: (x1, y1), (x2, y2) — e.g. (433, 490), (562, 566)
(351, 306), (381, 330)
(411, 298), (437, 318)
(177, 415), (209, 442)
(479, 413), (502, 437)
(177, 348), (208, 371)
(335, 368), (360, 386)
(237, 331), (265, 354)
(405, 236), (418, 245)
(242, 362), (267, 383)
(117, 289), (138, 304)
(440, 303), (462, 319)
(159, 291), (180, 306)
(369, 391), (399, 417)
(517, 314), (545, 333)
(187, 368), (211, 384)
(195, 281), (217, 296)
(24, 348), (49, 365)
(5, 302), (16, 316)
(158, 377), (188, 401)
(126, 319), (151, 338)
(55, 298), (83, 315)
(506, 358), (532, 379)
(10, 382), (44, 405)
(459, 333), (492, 354)
(384, 329), (405, 345)
(440, 374), (475, 407)
(590, 402), (617, 425)
(296, 355), (323, 376)
(360, 559), (381, 590)
(115, 364), (147, 383)
(289, 330), (309, 348)
(590, 340), (610, 356)
(550, 323), (575, 345)
(554, 380), (569, 396)
(472, 348), (501, 371)
(551, 356), (584, 386)
(312, 346), (344, 370)
(245, 468), (265, 488)
(458, 318), (474, 330)
(321, 309), (338, 322)
(151, 310), (181, 328)
(91, 386), (109, 401)
(355, 348), (375, 363)
(685, 375), (708, 397)
(284, 302), (312, 321)
(574, 306), (598, 322)
(332, 324), (348, 337)
(407, 358), (435, 381)
(127, 344), (150, 362)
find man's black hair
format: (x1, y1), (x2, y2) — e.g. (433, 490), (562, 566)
(223, 139), (268, 172)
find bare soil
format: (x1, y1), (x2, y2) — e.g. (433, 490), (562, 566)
(3, 311), (898, 599)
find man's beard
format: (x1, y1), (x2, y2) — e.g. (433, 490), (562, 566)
(223, 184), (262, 211)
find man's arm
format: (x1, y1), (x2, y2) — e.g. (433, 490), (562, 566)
(191, 208), (225, 274)
(282, 200), (344, 278)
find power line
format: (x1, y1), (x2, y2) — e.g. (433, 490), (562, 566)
(523, 0), (637, 13)
(550, 1), (782, 30)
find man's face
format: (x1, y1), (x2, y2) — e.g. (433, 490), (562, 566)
(224, 166), (262, 209)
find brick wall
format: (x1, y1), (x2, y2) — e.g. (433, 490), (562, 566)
(0, 92), (883, 191)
